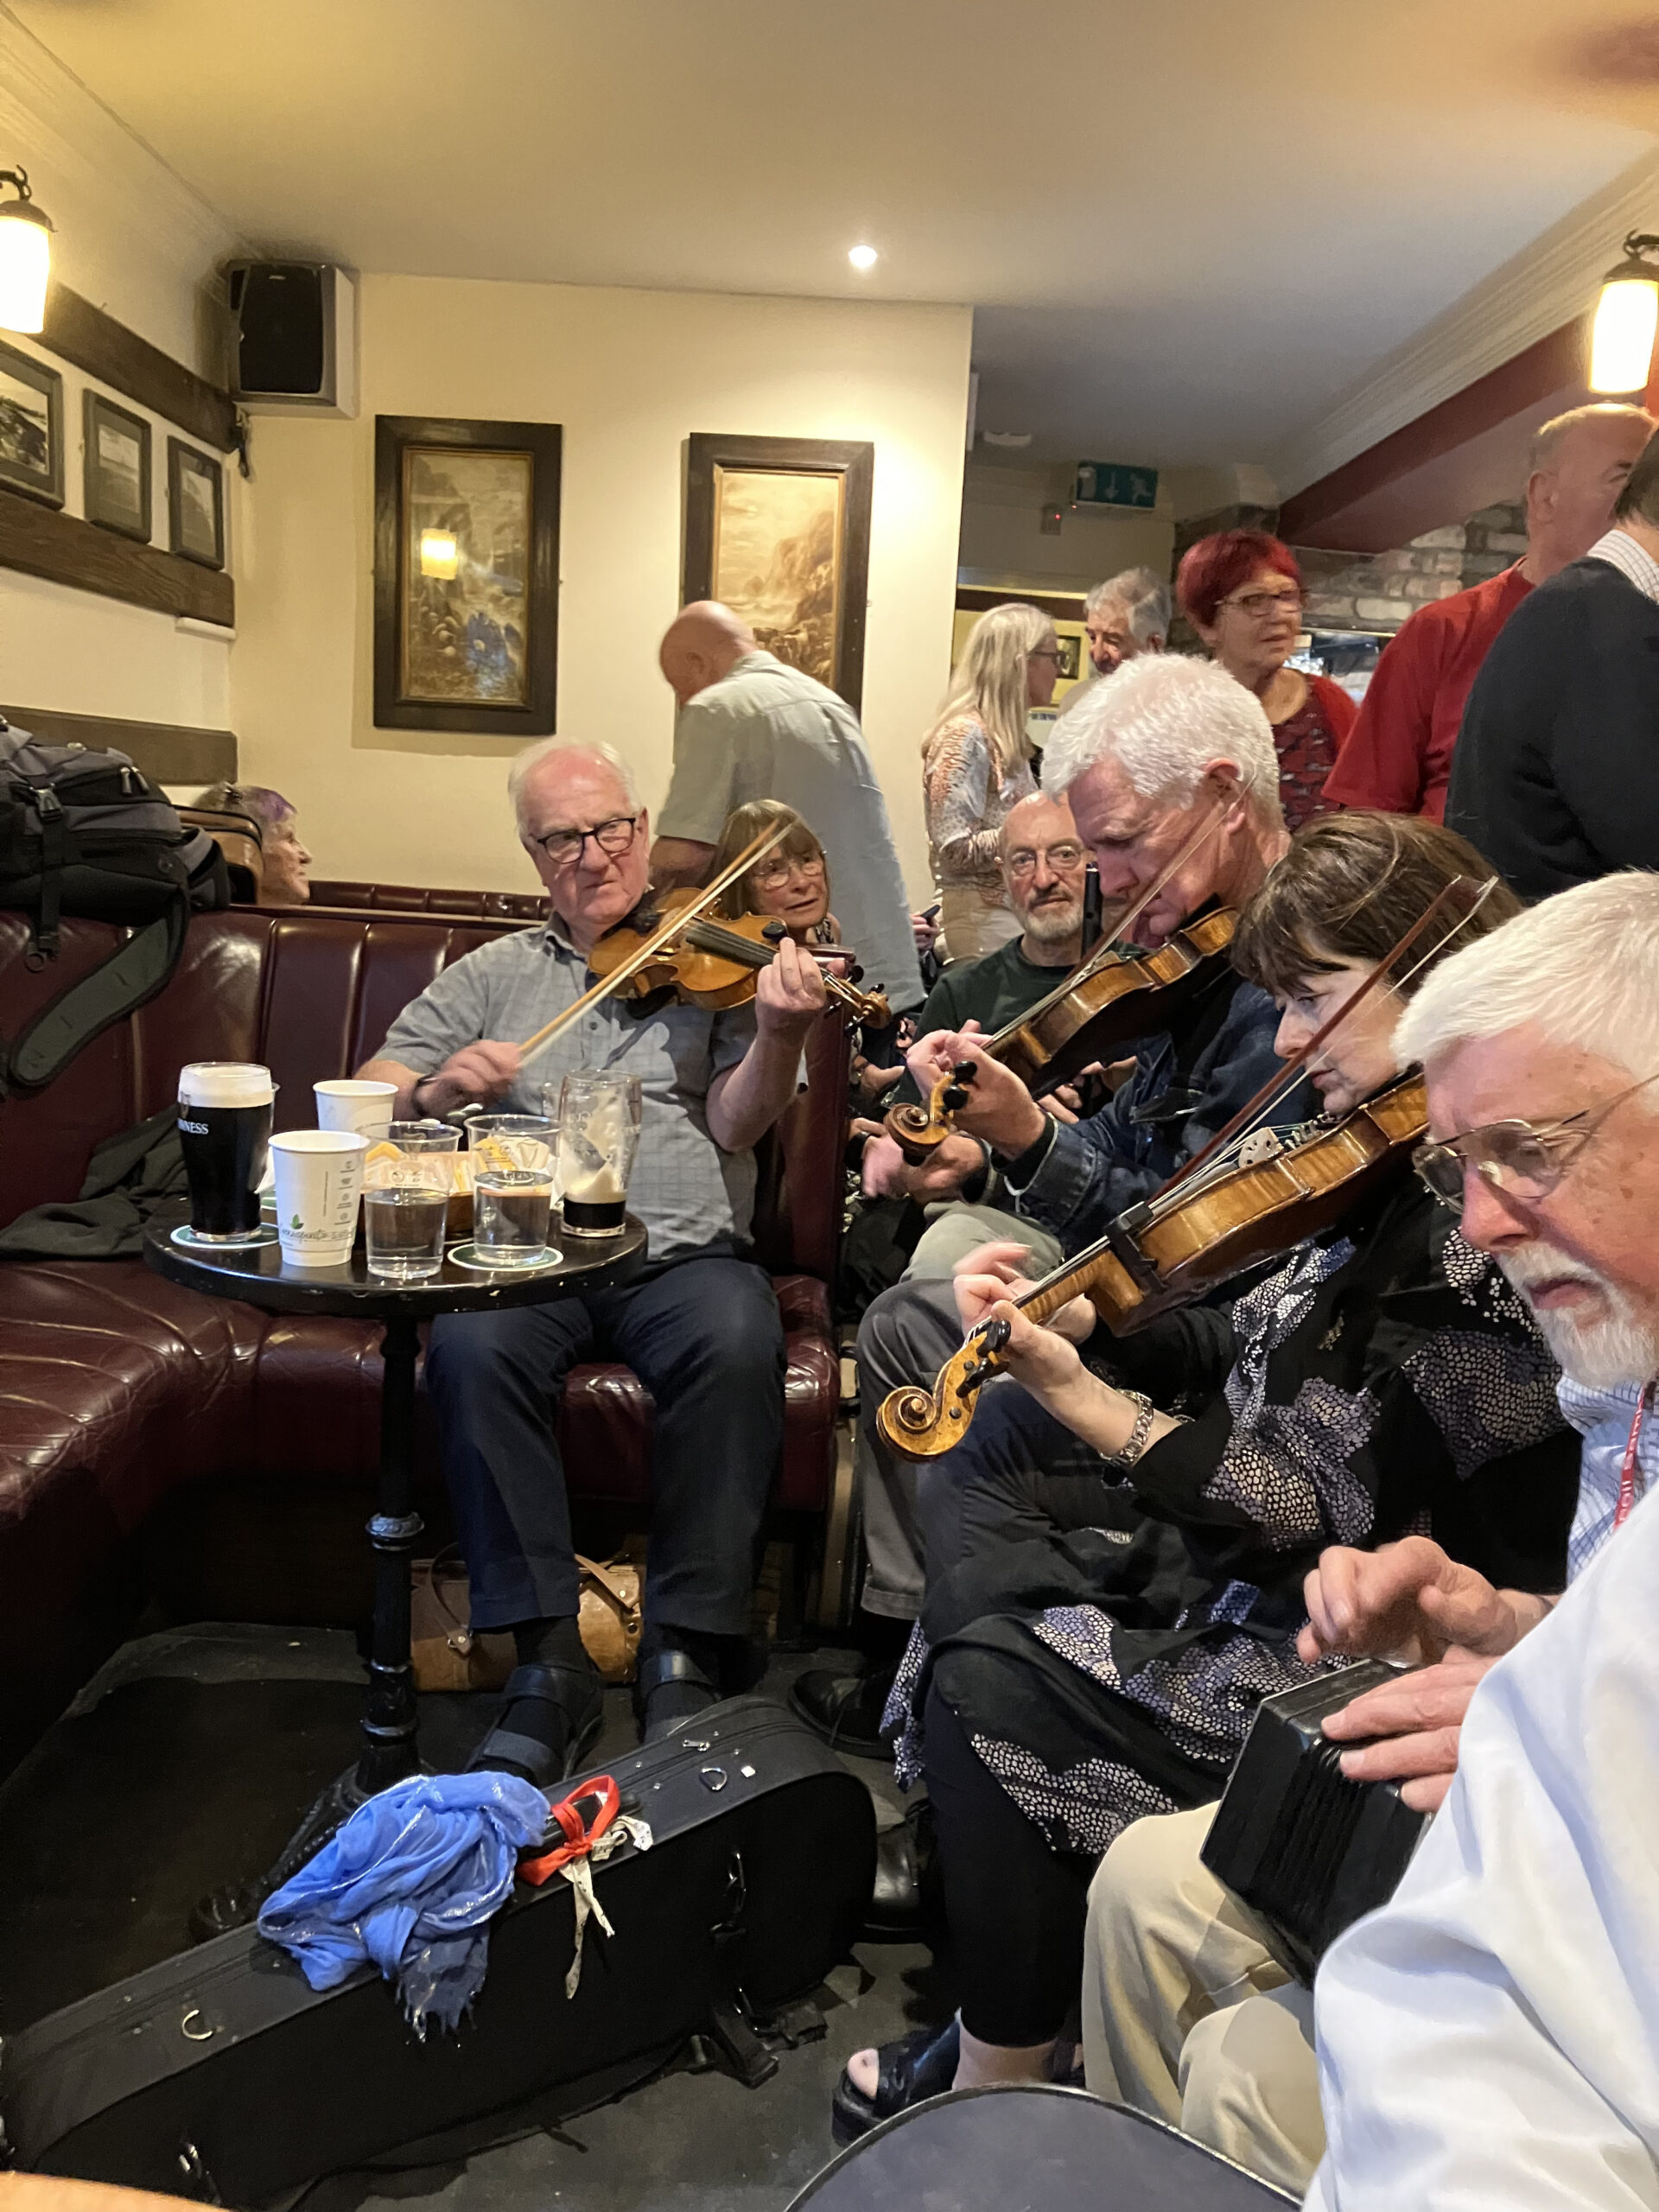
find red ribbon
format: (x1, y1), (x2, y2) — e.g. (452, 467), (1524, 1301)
(1614, 1384), (1654, 1531)
(518, 1773), (620, 1887)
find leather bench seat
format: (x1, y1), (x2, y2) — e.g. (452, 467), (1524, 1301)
(307, 879), (548, 921)
(0, 903), (847, 1770)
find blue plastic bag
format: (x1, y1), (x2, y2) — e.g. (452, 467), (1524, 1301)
(258, 1770), (548, 2036)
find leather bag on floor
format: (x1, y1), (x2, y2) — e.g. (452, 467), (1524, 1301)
(410, 1549), (643, 1689)
(3, 1699), (876, 2204)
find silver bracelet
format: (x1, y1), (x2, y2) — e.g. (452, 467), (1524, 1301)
(1104, 1389), (1158, 1469)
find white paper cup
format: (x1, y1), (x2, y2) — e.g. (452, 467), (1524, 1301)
(315, 1078), (399, 1135)
(271, 1129), (368, 1266)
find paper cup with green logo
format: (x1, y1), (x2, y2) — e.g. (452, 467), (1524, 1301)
(270, 1128), (368, 1266)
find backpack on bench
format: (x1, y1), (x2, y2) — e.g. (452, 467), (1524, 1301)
(0, 717), (228, 1096)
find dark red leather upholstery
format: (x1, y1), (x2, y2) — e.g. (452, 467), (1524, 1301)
(307, 880), (549, 922)
(0, 906), (848, 1766)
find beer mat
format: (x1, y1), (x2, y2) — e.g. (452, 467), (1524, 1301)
(171, 1223), (281, 1250)
(448, 1240), (565, 1274)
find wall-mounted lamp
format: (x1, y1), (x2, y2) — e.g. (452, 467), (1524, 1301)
(1592, 232), (1659, 395)
(0, 167), (54, 334)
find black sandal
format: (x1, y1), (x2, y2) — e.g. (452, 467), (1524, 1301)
(830, 2018), (959, 2144)
(633, 1644), (720, 1745)
(467, 1660), (605, 1787)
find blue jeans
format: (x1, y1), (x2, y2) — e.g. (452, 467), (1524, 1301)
(426, 1254), (785, 1637)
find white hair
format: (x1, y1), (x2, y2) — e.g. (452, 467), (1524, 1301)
(1040, 652), (1283, 827)
(507, 737), (641, 835)
(1084, 565), (1173, 645)
(1395, 872), (1659, 1081)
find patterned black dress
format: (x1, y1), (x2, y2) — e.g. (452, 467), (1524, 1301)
(886, 1169), (1579, 1855)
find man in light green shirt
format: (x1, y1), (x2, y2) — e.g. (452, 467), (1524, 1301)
(653, 601), (924, 1015)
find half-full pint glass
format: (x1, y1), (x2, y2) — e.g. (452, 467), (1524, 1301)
(177, 1062), (275, 1243)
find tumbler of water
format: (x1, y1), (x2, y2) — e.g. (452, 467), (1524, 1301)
(362, 1121), (459, 1281)
(474, 1166), (555, 1267)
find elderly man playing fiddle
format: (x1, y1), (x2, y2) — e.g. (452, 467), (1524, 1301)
(796, 658), (1313, 1766)
(359, 736), (825, 1769)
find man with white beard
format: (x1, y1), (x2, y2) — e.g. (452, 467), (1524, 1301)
(1302, 869), (1659, 2208)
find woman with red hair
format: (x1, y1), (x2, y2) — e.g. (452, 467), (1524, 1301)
(1176, 530), (1356, 830)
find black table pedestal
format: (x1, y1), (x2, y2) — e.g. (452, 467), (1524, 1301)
(359, 1314), (423, 1793)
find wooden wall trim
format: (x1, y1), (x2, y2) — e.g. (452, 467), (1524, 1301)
(0, 703), (236, 785)
(955, 584), (1086, 618)
(41, 283), (239, 454)
(0, 485), (235, 626)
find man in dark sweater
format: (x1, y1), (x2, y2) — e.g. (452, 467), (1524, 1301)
(1446, 425), (1659, 898)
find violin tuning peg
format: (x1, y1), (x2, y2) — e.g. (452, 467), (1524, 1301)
(849, 964), (864, 982)
(952, 1062), (977, 1084)
(761, 920), (787, 943)
(943, 1086), (969, 1111)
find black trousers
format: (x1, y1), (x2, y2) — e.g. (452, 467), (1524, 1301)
(426, 1254), (785, 1638)
(924, 1682), (1095, 2048)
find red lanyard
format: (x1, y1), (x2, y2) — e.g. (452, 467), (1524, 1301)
(1614, 1384), (1655, 1529)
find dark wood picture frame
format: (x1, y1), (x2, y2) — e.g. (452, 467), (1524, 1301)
(0, 340), (64, 509)
(373, 414), (562, 735)
(83, 391), (152, 542)
(683, 433), (874, 713)
(167, 437), (225, 569)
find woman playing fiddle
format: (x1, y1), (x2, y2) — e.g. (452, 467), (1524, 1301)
(834, 811), (1580, 2137)
(708, 798), (841, 947)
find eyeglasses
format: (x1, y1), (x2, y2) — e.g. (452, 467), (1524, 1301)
(1220, 588), (1304, 622)
(1007, 842), (1085, 877)
(532, 812), (642, 867)
(1029, 647), (1066, 664)
(1413, 1071), (1659, 1215)
(753, 852), (826, 889)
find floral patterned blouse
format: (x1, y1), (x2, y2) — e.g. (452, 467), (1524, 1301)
(923, 712), (1037, 903)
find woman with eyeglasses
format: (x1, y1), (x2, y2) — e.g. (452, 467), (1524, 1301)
(1178, 531), (1357, 832)
(709, 798), (840, 947)
(921, 603), (1055, 962)
(834, 810), (1580, 2139)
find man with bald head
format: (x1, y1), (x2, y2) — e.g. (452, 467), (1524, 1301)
(653, 601), (922, 1015)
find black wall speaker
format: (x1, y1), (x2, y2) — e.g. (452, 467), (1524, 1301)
(225, 262), (354, 410)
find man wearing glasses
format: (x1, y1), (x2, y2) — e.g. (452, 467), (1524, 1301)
(359, 736), (827, 1770)
(1082, 870), (1659, 2201)
(652, 599), (923, 1019)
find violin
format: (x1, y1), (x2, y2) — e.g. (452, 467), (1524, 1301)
(883, 908), (1237, 1164)
(877, 1075), (1427, 1461)
(587, 886), (891, 1028)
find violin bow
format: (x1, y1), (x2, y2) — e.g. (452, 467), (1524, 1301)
(516, 821), (792, 1069)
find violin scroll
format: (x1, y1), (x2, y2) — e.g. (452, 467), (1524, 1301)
(883, 1062), (976, 1166)
(877, 1328), (1005, 1460)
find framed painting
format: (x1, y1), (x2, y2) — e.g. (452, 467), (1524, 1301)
(168, 438), (224, 569)
(84, 391), (151, 541)
(0, 339), (63, 509)
(373, 415), (562, 734)
(682, 434), (874, 712)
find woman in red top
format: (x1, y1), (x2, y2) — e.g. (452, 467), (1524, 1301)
(1177, 530), (1356, 830)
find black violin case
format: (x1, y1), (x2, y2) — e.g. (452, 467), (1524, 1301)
(1, 1698), (875, 2203)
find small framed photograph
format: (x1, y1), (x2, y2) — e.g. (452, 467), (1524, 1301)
(168, 437), (225, 569)
(84, 392), (151, 541)
(0, 338), (64, 508)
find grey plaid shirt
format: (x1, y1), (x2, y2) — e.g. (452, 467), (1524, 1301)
(378, 920), (759, 1259)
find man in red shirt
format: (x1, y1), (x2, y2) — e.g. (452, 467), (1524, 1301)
(1324, 402), (1654, 821)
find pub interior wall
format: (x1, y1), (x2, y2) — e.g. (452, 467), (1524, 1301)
(230, 274), (974, 900)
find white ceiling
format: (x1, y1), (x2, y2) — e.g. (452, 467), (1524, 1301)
(10, 0), (1659, 470)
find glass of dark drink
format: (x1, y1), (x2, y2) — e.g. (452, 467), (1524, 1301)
(177, 1061), (276, 1244)
(550, 1072), (642, 1237)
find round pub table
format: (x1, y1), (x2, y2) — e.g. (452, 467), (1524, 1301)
(144, 1211), (646, 1905)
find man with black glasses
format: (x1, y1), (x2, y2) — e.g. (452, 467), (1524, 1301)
(359, 735), (826, 1767)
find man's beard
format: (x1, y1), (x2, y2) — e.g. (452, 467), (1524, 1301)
(1021, 895), (1083, 948)
(1498, 1248), (1659, 1389)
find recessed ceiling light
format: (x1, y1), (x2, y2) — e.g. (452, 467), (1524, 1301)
(848, 244), (879, 272)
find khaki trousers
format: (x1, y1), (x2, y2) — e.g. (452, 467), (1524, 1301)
(1080, 1803), (1325, 2198)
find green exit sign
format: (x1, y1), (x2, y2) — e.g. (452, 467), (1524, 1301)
(1075, 462), (1159, 510)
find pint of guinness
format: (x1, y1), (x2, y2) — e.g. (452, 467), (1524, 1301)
(178, 1061), (275, 1243)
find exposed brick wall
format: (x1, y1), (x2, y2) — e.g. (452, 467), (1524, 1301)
(1293, 504), (1526, 632)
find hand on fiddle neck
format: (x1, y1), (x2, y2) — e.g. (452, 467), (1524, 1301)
(753, 932), (828, 1038)
(953, 1241), (1096, 1344)
(904, 1028), (1048, 1157)
(861, 1129), (987, 1202)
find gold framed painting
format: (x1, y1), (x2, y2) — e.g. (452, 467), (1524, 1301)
(373, 415), (562, 734)
(683, 434), (874, 711)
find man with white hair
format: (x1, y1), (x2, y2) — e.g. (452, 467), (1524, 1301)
(798, 658), (1313, 1771)
(1084, 565), (1173, 676)
(359, 735), (827, 1764)
(1301, 870), (1659, 2207)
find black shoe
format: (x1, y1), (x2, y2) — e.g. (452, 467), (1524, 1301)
(789, 1664), (895, 1761)
(634, 1643), (721, 1744)
(467, 1659), (606, 1787)
(865, 1800), (938, 1938)
(830, 2018), (959, 2145)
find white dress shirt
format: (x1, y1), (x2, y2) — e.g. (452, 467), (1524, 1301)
(1307, 1480), (1659, 2209)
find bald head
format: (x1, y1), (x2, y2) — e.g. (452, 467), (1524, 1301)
(659, 601), (759, 707)
(1525, 403), (1655, 580)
